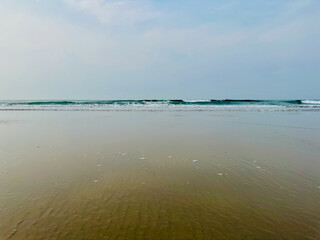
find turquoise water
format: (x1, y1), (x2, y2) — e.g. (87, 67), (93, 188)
(0, 99), (320, 111)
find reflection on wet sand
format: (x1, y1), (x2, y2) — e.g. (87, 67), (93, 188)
(0, 112), (320, 239)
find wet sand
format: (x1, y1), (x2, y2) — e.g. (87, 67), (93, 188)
(0, 111), (320, 239)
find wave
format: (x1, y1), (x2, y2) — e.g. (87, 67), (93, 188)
(14, 101), (76, 105)
(302, 100), (320, 104)
(2, 99), (308, 105)
(0, 99), (319, 111)
(209, 99), (303, 104)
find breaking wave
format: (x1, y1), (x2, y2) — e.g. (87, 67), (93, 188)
(0, 99), (319, 111)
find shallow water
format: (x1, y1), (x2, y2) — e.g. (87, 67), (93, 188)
(0, 111), (320, 239)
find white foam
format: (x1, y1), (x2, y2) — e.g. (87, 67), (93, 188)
(302, 100), (320, 104)
(1, 102), (319, 112)
(184, 99), (211, 103)
(192, 160), (199, 163)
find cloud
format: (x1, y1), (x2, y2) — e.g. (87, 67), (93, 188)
(287, 0), (313, 14)
(214, 1), (237, 11)
(141, 26), (246, 56)
(0, 1), (318, 77)
(65, 0), (159, 24)
(0, 0), (319, 99)
(0, 3), (163, 98)
(258, 21), (306, 43)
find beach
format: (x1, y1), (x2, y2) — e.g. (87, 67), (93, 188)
(1, 111), (320, 239)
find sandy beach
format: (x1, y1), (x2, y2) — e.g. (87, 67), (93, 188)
(0, 111), (319, 239)
(2, 0), (320, 238)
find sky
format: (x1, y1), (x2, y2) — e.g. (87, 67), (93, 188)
(0, 0), (319, 100)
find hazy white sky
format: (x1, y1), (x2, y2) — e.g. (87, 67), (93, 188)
(0, 0), (319, 99)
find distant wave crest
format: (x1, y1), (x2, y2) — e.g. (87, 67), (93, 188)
(302, 100), (320, 104)
(0, 99), (319, 111)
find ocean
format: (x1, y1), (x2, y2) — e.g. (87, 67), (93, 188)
(1, 99), (320, 111)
